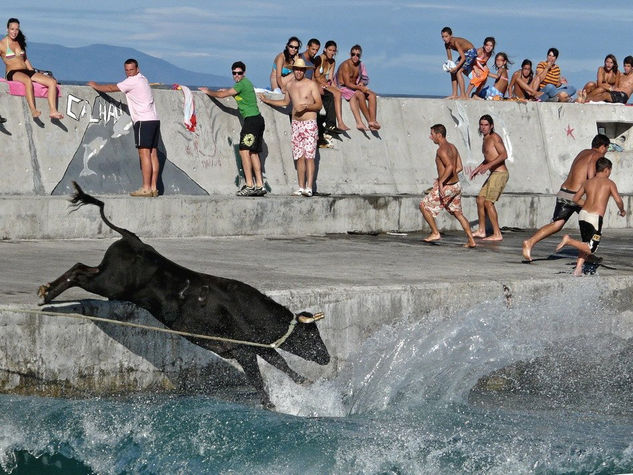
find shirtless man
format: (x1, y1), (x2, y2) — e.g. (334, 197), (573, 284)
(336, 44), (381, 131)
(556, 157), (625, 276)
(522, 134), (610, 261)
(420, 124), (476, 247)
(470, 115), (509, 241)
(580, 55), (633, 104)
(259, 58), (322, 197)
(441, 27), (476, 99)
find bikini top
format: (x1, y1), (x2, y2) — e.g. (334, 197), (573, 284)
(272, 62), (292, 76)
(319, 57), (334, 82)
(5, 38), (25, 59)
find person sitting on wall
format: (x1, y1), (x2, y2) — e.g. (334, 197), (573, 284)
(533, 48), (576, 102)
(270, 36), (301, 92)
(576, 54), (620, 103)
(335, 44), (380, 131)
(508, 59), (542, 101)
(578, 55), (633, 105)
(0, 18), (63, 119)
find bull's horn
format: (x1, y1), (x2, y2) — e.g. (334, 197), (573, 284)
(297, 312), (325, 324)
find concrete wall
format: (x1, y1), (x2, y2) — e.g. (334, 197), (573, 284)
(2, 276), (633, 398)
(3, 83), (633, 197)
(2, 83), (633, 239)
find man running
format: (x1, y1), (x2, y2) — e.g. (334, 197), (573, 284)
(522, 134), (610, 261)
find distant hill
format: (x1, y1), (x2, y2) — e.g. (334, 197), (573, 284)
(27, 42), (230, 88)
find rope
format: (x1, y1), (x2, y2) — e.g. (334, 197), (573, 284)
(3, 307), (308, 349)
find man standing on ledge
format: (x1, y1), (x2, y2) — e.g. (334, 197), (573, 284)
(88, 59), (160, 197)
(199, 61), (266, 196)
(420, 124), (476, 247)
(259, 58), (322, 197)
(470, 114), (509, 241)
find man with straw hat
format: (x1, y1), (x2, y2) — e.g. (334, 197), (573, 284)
(259, 57), (322, 197)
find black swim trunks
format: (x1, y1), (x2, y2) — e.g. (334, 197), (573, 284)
(578, 210), (603, 253)
(552, 188), (581, 222)
(610, 91), (629, 104)
(6, 69), (36, 81)
(133, 120), (160, 149)
(239, 114), (265, 153)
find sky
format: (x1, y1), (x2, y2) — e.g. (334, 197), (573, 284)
(7, 1), (633, 96)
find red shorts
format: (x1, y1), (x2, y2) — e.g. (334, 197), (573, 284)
(291, 119), (318, 160)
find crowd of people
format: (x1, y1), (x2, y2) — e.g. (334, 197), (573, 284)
(441, 26), (633, 104)
(1, 20), (629, 274)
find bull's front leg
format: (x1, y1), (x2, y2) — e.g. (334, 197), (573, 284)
(232, 349), (275, 410)
(257, 348), (309, 385)
(38, 263), (100, 305)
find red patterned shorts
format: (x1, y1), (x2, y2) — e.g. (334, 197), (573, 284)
(420, 180), (463, 217)
(291, 119), (318, 160)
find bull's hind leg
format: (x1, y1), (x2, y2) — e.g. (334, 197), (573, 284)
(258, 348), (309, 385)
(38, 263), (100, 304)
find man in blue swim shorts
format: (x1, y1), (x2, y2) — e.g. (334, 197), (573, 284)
(441, 26), (477, 99)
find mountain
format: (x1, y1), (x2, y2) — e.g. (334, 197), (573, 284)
(27, 42), (230, 88)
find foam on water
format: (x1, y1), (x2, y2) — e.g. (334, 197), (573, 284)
(3, 279), (633, 473)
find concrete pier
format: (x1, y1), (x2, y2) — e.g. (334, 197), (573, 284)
(1, 83), (633, 399)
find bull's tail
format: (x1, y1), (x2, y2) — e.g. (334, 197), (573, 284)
(69, 181), (141, 242)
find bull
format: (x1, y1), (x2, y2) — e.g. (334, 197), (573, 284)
(37, 182), (330, 409)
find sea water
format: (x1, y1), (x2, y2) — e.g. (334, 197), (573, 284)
(2, 280), (633, 474)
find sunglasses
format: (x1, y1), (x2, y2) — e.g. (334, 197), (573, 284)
(232, 70), (244, 75)
(287, 44), (299, 50)
(351, 52), (361, 57)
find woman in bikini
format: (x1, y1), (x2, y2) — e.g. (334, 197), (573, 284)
(270, 36), (301, 92)
(314, 40), (350, 131)
(475, 52), (511, 100)
(465, 37), (495, 98)
(577, 54), (620, 103)
(0, 18), (63, 119)
(508, 59), (542, 101)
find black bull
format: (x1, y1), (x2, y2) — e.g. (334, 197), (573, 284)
(38, 182), (330, 409)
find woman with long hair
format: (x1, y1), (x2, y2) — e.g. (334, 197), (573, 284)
(508, 59), (541, 100)
(577, 54), (620, 103)
(270, 36), (301, 92)
(314, 40), (350, 131)
(0, 18), (63, 119)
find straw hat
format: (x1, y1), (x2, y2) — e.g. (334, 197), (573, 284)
(292, 57), (315, 69)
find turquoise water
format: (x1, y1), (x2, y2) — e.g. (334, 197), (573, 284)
(2, 282), (633, 474)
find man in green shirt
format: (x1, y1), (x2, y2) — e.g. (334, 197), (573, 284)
(199, 61), (266, 196)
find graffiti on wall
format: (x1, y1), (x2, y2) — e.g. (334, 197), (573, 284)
(53, 93), (208, 196)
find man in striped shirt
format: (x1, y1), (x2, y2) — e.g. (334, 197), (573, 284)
(535, 48), (576, 102)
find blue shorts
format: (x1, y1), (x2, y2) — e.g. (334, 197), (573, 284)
(463, 48), (477, 75)
(133, 120), (160, 149)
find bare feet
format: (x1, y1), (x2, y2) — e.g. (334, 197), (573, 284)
(444, 95), (458, 99)
(50, 111), (64, 120)
(522, 240), (533, 262)
(369, 121), (381, 131)
(356, 122), (370, 131)
(338, 123), (351, 131)
(555, 234), (570, 252)
(31, 109), (42, 119)
(464, 240), (476, 248)
(483, 235), (503, 241)
(472, 230), (486, 238)
(423, 233), (441, 242)
(573, 269), (583, 277)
